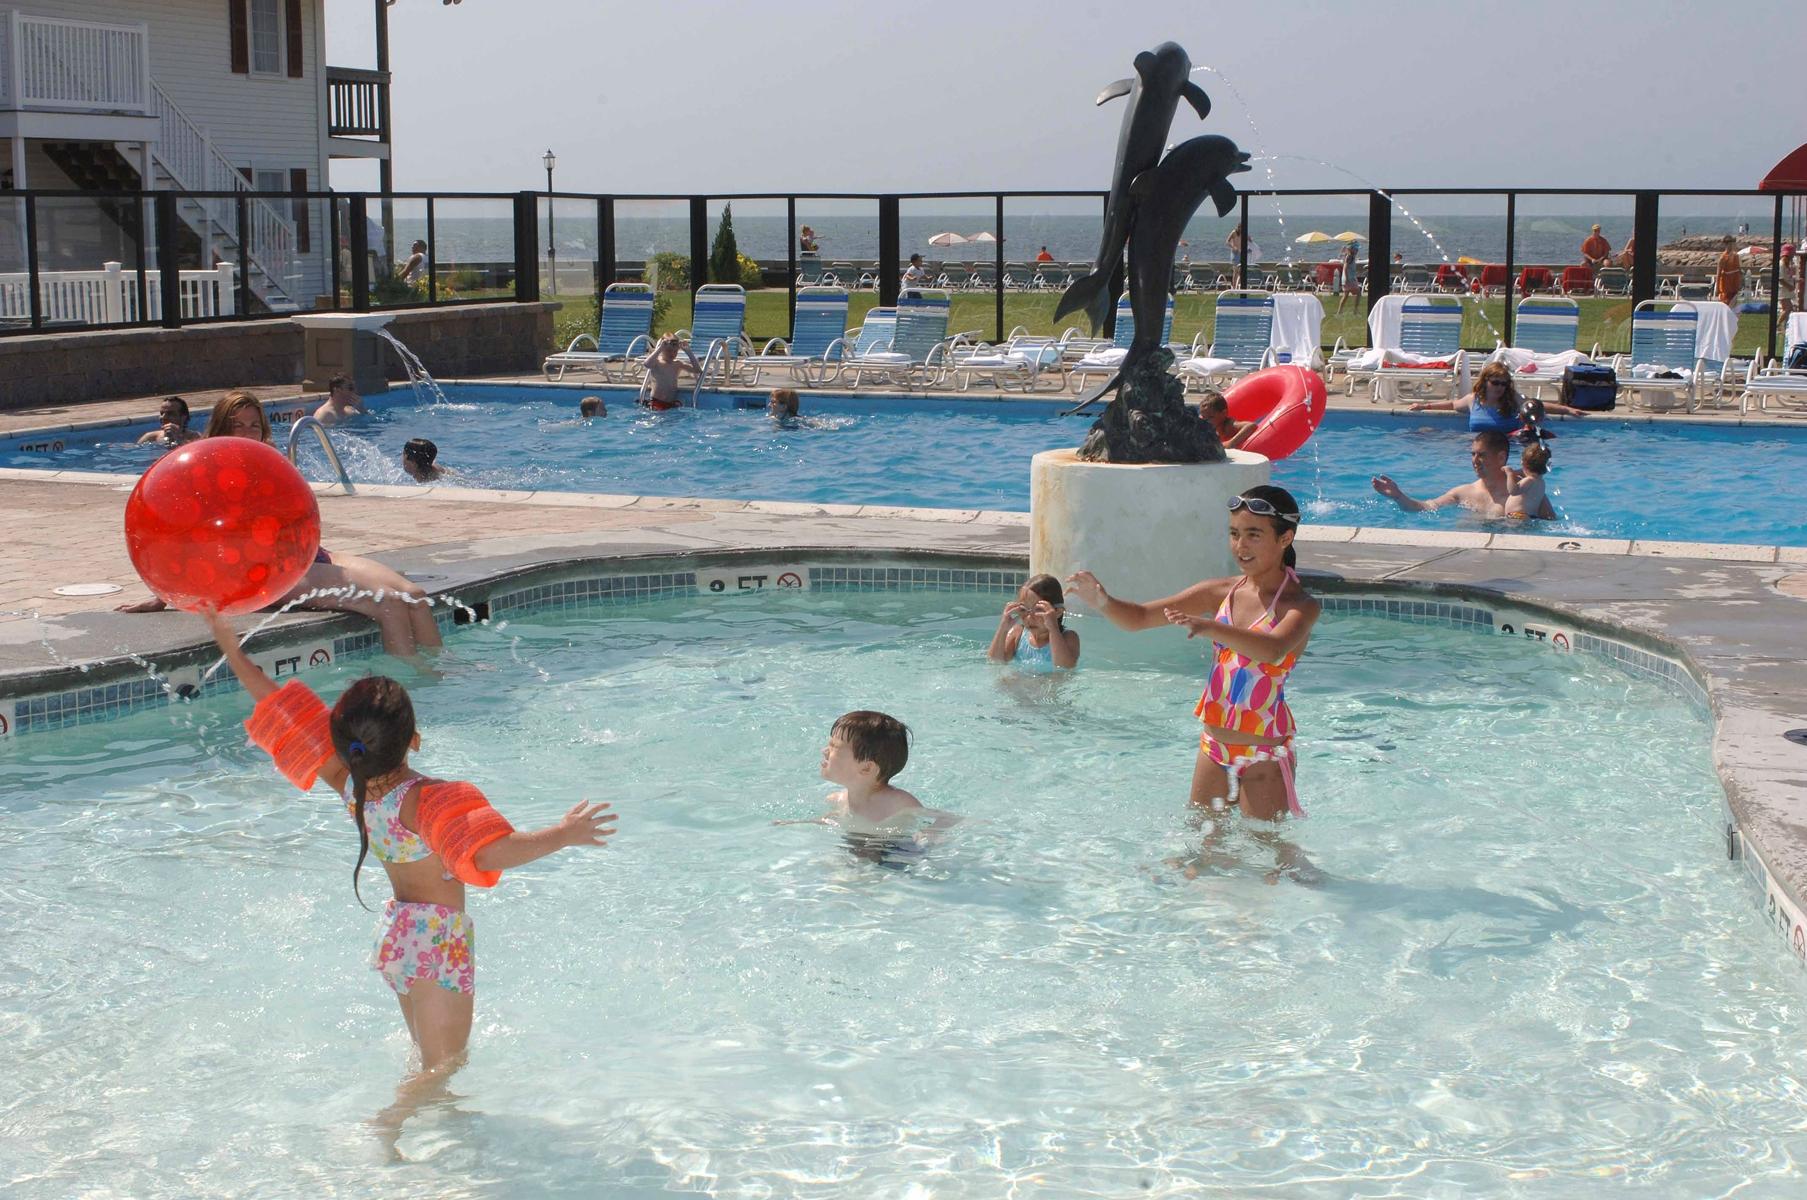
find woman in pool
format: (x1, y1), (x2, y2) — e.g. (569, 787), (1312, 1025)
(200, 611), (614, 1132)
(117, 392), (445, 658)
(986, 573), (1079, 671)
(1065, 485), (1319, 821)
(1408, 361), (1588, 432)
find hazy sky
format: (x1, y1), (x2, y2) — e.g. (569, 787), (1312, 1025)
(328, 0), (1804, 198)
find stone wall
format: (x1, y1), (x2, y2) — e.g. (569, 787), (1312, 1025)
(0, 302), (559, 412)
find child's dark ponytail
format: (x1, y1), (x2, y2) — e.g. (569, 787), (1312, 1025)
(329, 677), (416, 908)
(1283, 543), (1297, 569)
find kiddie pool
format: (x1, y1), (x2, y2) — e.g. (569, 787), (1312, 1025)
(2, 564), (1802, 1197)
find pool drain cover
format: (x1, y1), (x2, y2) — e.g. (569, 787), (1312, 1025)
(1786, 729), (1807, 747)
(53, 583), (123, 597)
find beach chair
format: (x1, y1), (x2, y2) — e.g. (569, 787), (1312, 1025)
(950, 329), (1074, 392)
(1486, 297), (1595, 397)
(1517, 266), (1553, 295)
(680, 283), (753, 382)
(749, 286), (850, 386)
(1349, 295), (1466, 402)
(1560, 266), (1594, 296)
(1612, 301), (1702, 411)
(845, 289), (964, 389)
(1178, 290), (1276, 390)
(1737, 358), (1807, 414)
(1476, 263), (1510, 298)
(1398, 265), (1432, 293)
(1002, 262), (1036, 291)
(1433, 263), (1469, 293)
(1593, 266), (1630, 296)
(542, 282), (655, 381)
(1068, 294), (1177, 393)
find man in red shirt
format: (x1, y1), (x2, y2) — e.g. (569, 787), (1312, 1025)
(1035, 246), (1054, 263)
(1580, 224), (1612, 270)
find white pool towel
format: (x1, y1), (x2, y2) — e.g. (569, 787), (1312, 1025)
(1630, 363), (1693, 381)
(1076, 346), (1127, 369)
(1366, 294), (1409, 350)
(1787, 311), (1807, 348)
(1687, 300), (1737, 362)
(1271, 293), (1324, 367)
(1490, 347), (1592, 375)
(1178, 356), (1237, 377)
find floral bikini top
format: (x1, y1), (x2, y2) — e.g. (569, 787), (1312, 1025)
(341, 774), (433, 865)
(1194, 569), (1300, 740)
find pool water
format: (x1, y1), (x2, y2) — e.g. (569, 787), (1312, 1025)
(10, 384), (1806, 546)
(1, 591), (1800, 1196)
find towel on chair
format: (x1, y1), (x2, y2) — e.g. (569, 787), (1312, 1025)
(1687, 300), (1737, 363)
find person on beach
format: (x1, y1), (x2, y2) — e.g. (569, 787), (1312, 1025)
(639, 334), (703, 411)
(1065, 485), (1320, 823)
(313, 375), (365, 426)
(1580, 224), (1612, 272)
(401, 438), (448, 482)
(1335, 240), (1362, 315)
(1617, 235), (1637, 271)
(1504, 441), (1552, 520)
(1036, 246), (1055, 263)
(118, 392), (445, 658)
(1198, 391), (1253, 449)
(1715, 236), (1744, 306)
(986, 574), (1080, 672)
(136, 395), (201, 446)
(1371, 429), (1554, 520)
(798, 226), (819, 255)
(1226, 228), (1261, 287)
(201, 610), (615, 1139)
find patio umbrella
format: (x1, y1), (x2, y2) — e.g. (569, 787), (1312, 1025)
(927, 231), (968, 248)
(1332, 231), (1364, 242)
(1294, 231), (1332, 244)
(1456, 255), (1486, 265)
(968, 231), (998, 243)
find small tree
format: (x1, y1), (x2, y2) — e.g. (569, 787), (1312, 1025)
(709, 204), (741, 286)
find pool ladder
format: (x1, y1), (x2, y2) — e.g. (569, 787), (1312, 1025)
(286, 415), (356, 494)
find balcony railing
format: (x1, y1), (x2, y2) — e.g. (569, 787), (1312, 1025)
(1, 11), (150, 114)
(327, 66), (389, 140)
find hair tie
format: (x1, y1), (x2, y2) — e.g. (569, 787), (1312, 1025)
(348, 740), (366, 757)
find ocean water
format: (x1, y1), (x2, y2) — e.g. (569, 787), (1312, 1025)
(1, 591), (1796, 1196)
(18, 388), (1806, 547)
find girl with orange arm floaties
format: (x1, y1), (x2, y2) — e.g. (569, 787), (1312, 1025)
(201, 613), (615, 1083)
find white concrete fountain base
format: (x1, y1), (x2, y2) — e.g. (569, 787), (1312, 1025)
(1030, 448), (1272, 601)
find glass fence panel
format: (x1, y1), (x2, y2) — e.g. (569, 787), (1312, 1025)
(1387, 193), (1509, 351)
(541, 196), (598, 301)
(706, 197), (787, 342)
(901, 194), (995, 340)
(1660, 192), (1787, 361)
(1510, 193), (1635, 357)
(0, 195), (26, 330)
(423, 196), (516, 304)
(615, 199), (690, 334)
(1001, 195), (1101, 345)
(24, 194), (150, 327)
(366, 195), (425, 307)
(796, 198), (878, 333)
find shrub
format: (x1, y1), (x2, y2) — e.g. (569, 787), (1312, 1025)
(736, 252), (763, 289)
(649, 251), (689, 291)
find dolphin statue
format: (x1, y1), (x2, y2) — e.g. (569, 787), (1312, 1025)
(1053, 41), (1212, 334)
(1061, 134), (1249, 416)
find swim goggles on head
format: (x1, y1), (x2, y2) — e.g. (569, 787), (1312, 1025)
(1228, 495), (1300, 525)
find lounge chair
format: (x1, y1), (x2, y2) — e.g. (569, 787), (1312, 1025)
(542, 282), (655, 381)
(1611, 301), (1701, 411)
(1593, 266), (1630, 296)
(950, 330), (1074, 392)
(1736, 360), (1807, 414)
(1175, 290), (1276, 390)
(680, 283), (753, 382)
(1487, 297), (1597, 398)
(845, 289), (966, 389)
(1560, 266), (1594, 296)
(1476, 263), (1510, 298)
(1517, 266), (1553, 295)
(750, 286), (850, 386)
(1069, 294), (1178, 393)
(1348, 295), (1466, 402)
(1398, 264), (1432, 293)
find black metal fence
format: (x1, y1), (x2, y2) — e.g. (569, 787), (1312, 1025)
(3, 185), (1803, 357)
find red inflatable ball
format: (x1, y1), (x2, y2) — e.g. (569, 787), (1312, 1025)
(124, 437), (321, 615)
(1222, 365), (1328, 461)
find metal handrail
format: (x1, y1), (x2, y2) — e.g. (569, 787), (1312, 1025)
(286, 415), (356, 493)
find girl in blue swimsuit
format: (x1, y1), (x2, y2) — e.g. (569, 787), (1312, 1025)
(985, 574), (1080, 672)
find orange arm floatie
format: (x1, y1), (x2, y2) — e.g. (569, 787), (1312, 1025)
(415, 781), (515, 888)
(244, 681), (336, 791)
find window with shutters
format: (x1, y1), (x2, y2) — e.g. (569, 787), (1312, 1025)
(249, 0), (284, 75)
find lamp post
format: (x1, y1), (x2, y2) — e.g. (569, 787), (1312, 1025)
(542, 148), (557, 295)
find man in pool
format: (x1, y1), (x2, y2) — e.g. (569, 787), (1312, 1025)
(639, 335), (703, 411)
(1370, 429), (1554, 520)
(136, 396), (201, 446)
(312, 374), (365, 426)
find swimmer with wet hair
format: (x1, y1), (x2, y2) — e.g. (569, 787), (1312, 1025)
(1505, 442), (1551, 520)
(579, 396), (606, 419)
(1197, 390), (1252, 449)
(776, 711), (960, 852)
(401, 438), (446, 482)
(768, 388), (800, 420)
(986, 573), (1079, 670)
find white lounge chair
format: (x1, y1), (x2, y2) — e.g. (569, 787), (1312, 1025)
(1350, 295), (1466, 402)
(542, 282), (655, 381)
(1179, 290), (1275, 390)
(750, 286), (850, 386)
(1068, 294), (1178, 394)
(845, 290), (966, 389)
(1486, 297), (1597, 399)
(1612, 301), (1702, 412)
(950, 329), (1079, 392)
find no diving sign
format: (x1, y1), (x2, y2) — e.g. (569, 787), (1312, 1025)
(697, 567), (810, 594)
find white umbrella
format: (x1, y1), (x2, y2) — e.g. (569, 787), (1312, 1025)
(1332, 230), (1364, 242)
(1294, 231), (1332, 244)
(968, 231), (998, 244)
(927, 231), (968, 248)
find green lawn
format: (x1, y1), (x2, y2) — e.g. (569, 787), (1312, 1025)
(548, 289), (1784, 359)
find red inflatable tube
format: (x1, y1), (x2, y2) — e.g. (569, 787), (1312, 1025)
(1221, 365), (1328, 461)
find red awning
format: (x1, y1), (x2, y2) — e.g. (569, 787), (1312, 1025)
(1759, 143), (1807, 191)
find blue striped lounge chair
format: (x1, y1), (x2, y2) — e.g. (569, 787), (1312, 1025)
(1510, 296), (1582, 355)
(682, 283), (751, 382)
(543, 282), (655, 381)
(1179, 290), (1276, 390)
(750, 287), (851, 386)
(1350, 295), (1465, 402)
(846, 289), (959, 389)
(1612, 300), (1705, 411)
(1068, 294), (1177, 393)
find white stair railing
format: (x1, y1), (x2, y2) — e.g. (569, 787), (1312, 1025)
(0, 262), (236, 324)
(147, 80), (295, 303)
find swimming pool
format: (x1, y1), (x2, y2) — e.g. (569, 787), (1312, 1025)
(7, 383), (1806, 546)
(1, 587), (1799, 1195)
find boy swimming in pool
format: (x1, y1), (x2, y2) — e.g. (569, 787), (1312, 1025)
(639, 334), (703, 411)
(780, 712), (959, 856)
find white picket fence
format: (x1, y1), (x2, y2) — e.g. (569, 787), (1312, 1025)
(0, 262), (236, 325)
